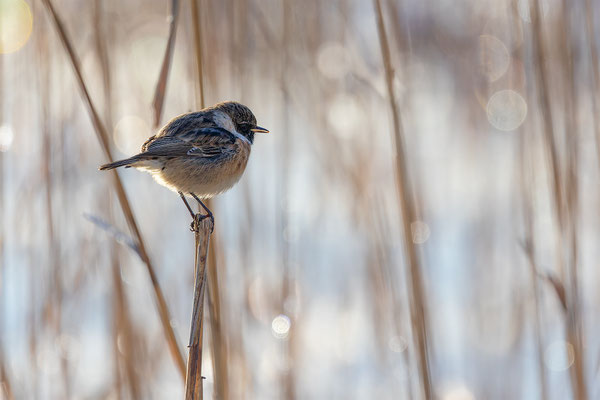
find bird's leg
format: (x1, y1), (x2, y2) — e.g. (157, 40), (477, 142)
(179, 192), (197, 231)
(190, 193), (214, 228)
(179, 192), (196, 218)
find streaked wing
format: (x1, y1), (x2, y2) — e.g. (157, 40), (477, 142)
(159, 111), (217, 138)
(140, 127), (237, 159)
(142, 136), (193, 157)
(142, 110), (222, 151)
(186, 146), (224, 157)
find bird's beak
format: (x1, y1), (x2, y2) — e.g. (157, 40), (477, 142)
(250, 126), (269, 133)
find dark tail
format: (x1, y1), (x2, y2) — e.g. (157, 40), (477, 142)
(99, 157), (137, 170)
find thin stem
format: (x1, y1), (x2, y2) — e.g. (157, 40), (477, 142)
(190, 0), (205, 109)
(531, 0), (587, 397)
(373, 0), (432, 398)
(189, 2), (229, 397)
(185, 216), (213, 400)
(584, 0), (600, 168)
(41, 0), (186, 380)
(152, 0), (181, 127)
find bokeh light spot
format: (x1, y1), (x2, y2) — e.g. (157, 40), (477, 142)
(317, 42), (350, 80)
(478, 35), (510, 82)
(411, 221), (431, 244)
(0, 0), (33, 54)
(388, 335), (407, 353)
(0, 124), (14, 152)
(440, 383), (476, 400)
(544, 341), (574, 371)
(271, 314), (291, 339)
(486, 90), (527, 131)
(113, 115), (150, 155)
(327, 95), (364, 137)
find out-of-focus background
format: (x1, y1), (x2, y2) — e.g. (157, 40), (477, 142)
(1, 0), (599, 398)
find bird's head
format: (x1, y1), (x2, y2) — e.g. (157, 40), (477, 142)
(215, 101), (269, 144)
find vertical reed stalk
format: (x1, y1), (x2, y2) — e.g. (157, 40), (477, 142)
(373, 0), (432, 398)
(35, 7), (71, 397)
(279, 1), (296, 399)
(92, 3), (142, 396)
(185, 217), (214, 400)
(189, 0), (205, 109)
(559, 0), (587, 397)
(152, 0), (181, 127)
(512, 2), (548, 397)
(0, 363), (12, 400)
(531, 0), (587, 397)
(111, 247), (142, 400)
(41, 0), (186, 379)
(204, 236), (228, 400)
(189, 2), (229, 397)
(518, 133), (548, 400)
(583, 0), (600, 167)
(530, 0), (565, 252)
(0, 50), (8, 400)
(0, 56), (9, 397)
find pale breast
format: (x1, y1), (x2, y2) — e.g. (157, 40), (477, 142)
(151, 138), (251, 197)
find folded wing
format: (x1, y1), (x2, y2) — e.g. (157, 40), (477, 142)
(140, 127), (237, 159)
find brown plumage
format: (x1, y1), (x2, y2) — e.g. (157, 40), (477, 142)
(100, 101), (268, 220)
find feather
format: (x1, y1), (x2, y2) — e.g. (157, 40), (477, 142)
(135, 127), (237, 161)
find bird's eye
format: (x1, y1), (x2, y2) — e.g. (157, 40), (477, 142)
(239, 122), (252, 130)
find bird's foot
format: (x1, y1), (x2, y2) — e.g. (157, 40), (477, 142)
(190, 213), (214, 233)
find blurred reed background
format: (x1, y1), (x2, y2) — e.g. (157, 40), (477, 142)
(1, 0), (599, 399)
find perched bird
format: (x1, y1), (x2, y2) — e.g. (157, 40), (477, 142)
(99, 101), (268, 225)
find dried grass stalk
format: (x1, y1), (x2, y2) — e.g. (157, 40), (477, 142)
(584, 0), (600, 166)
(531, 0), (588, 397)
(189, 0), (205, 109)
(373, 0), (433, 397)
(41, 0), (186, 379)
(152, 0), (181, 127)
(188, 2), (229, 396)
(185, 216), (214, 400)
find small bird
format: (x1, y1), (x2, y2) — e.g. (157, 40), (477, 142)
(100, 101), (268, 225)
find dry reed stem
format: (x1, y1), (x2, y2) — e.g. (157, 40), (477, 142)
(185, 216), (214, 400)
(41, 0), (186, 379)
(189, 0), (205, 109)
(152, 0), (181, 127)
(531, 0), (587, 397)
(559, 0), (587, 397)
(188, 2), (229, 397)
(0, 363), (13, 400)
(204, 235), (228, 400)
(111, 249), (142, 400)
(0, 49), (8, 400)
(518, 136), (549, 400)
(93, 0), (113, 126)
(584, 0), (600, 168)
(373, 0), (432, 398)
(368, 199), (414, 399)
(512, 3), (548, 397)
(0, 106), (12, 400)
(530, 0), (565, 253)
(35, 9), (71, 396)
(0, 55), (10, 400)
(279, 2), (297, 399)
(91, 5), (140, 395)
